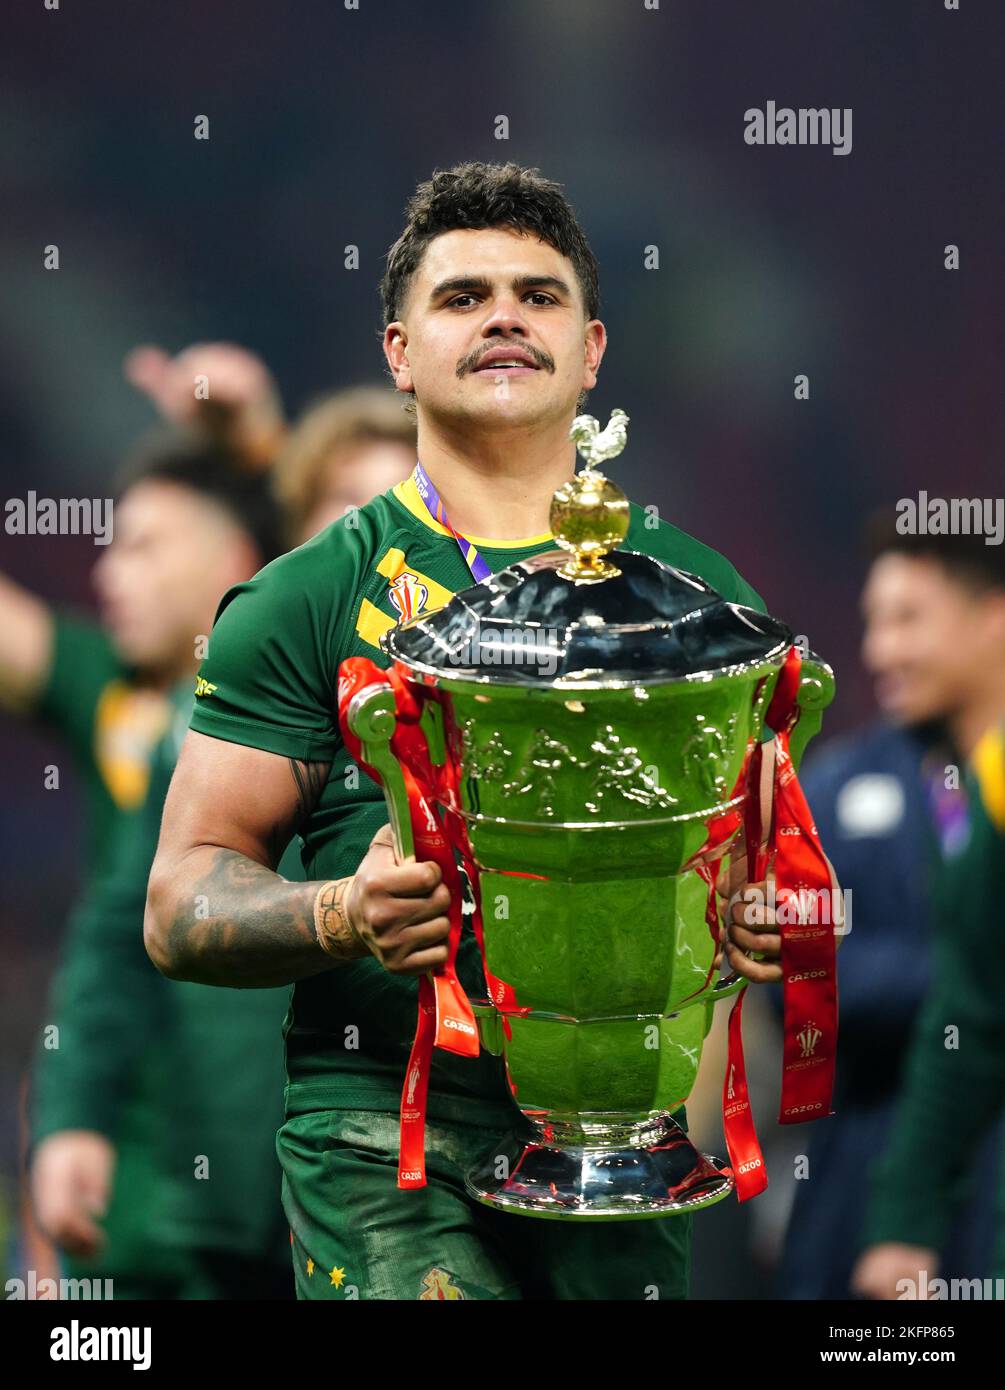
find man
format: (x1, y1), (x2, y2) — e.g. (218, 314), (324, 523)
(3, 340), (289, 1294)
(3, 530), (175, 1296)
(145, 161), (794, 1301)
(772, 520), (1004, 1298)
(44, 660), (297, 1300)
(7, 342), (415, 1295)
(848, 528), (1005, 1299)
(9, 426), (288, 1296)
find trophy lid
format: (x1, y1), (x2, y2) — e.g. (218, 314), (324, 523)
(382, 550), (794, 689)
(384, 411), (793, 689)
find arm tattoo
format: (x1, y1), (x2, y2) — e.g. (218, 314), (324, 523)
(313, 878), (364, 962)
(289, 758), (329, 829)
(263, 757), (327, 866)
(163, 847), (365, 987)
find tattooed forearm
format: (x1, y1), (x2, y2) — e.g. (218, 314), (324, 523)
(148, 846), (368, 988)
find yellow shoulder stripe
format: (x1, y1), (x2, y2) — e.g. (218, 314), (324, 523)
(355, 598), (397, 651)
(355, 549), (458, 652)
(375, 548), (454, 610)
(972, 726), (1005, 832)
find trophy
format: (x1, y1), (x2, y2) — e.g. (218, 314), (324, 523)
(339, 410), (835, 1220)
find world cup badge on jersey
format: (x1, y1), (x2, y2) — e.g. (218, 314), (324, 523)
(388, 570), (428, 622)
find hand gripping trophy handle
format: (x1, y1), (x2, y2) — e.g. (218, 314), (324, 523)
(702, 646), (836, 1002)
(346, 680), (505, 1058)
(345, 684), (415, 865)
(341, 667), (486, 1189)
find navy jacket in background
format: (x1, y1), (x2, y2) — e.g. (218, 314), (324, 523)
(773, 719), (1001, 1298)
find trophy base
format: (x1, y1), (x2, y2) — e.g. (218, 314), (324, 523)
(465, 1111), (734, 1221)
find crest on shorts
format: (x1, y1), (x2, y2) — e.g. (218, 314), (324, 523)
(418, 1267), (466, 1300)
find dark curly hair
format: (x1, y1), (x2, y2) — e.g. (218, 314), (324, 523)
(380, 161), (600, 328)
(379, 162), (601, 415)
(115, 428), (284, 566)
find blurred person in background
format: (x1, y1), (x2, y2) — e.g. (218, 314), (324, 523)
(851, 524), (1005, 1298)
(2, 343), (287, 1296)
(4, 342), (415, 1296)
(53, 388), (412, 1296)
(33, 432), (297, 1299)
(771, 520), (1005, 1299)
(8, 427), (287, 1297)
(127, 343), (416, 545)
(122, 341), (287, 474)
(273, 385), (417, 543)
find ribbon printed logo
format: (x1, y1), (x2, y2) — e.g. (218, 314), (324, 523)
(797, 1021), (823, 1058)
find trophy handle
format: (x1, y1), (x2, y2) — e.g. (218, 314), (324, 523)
(345, 684), (415, 864)
(788, 648), (836, 773)
(694, 647), (837, 1005)
(469, 1000), (505, 1055)
(709, 972), (747, 1001)
(345, 682), (502, 1057)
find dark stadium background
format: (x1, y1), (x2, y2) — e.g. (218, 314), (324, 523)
(2, 0), (1001, 1296)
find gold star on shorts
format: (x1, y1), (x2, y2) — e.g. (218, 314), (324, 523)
(306, 1258), (315, 1278)
(329, 1265), (346, 1288)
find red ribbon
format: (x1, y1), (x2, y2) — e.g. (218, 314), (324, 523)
(719, 645), (840, 1201)
(337, 657), (526, 1188)
(337, 658), (480, 1187)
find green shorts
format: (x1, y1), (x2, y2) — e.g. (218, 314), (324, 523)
(277, 1107), (692, 1301)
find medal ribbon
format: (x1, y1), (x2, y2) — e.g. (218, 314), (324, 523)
(412, 460), (492, 582)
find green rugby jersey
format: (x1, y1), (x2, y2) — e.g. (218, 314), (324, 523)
(861, 721), (1005, 1273)
(30, 614), (174, 1289)
(34, 680), (296, 1265)
(190, 475), (769, 1122)
(35, 613), (172, 878)
(32, 616), (173, 1141)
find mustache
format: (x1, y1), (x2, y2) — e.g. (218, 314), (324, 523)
(459, 346), (555, 376)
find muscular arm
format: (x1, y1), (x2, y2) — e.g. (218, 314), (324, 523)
(0, 572), (53, 714)
(145, 729), (452, 988)
(144, 730), (363, 987)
